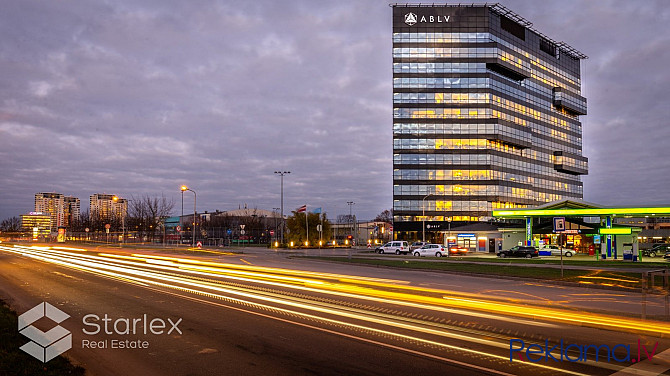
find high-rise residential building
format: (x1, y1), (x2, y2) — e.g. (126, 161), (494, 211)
(34, 192), (64, 229)
(34, 193), (81, 230)
(63, 196), (81, 228)
(89, 194), (127, 223)
(391, 4), (588, 240)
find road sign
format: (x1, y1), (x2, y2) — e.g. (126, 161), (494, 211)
(553, 217), (566, 232)
(227, 229), (232, 235)
(85, 228), (89, 233)
(196, 241), (202, 249)
(105, 223), (111, 229)
(270, 230), (275, 236)
(240, 224), (246, 230)
(176, 225), (181, 232)
(240, 230), (246, 235)
(316, 225), (322, 232)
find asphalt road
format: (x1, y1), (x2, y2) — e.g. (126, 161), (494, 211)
(2, 244), (670, 376)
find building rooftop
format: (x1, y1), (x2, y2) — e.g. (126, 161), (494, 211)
(390, 3), (587, 59)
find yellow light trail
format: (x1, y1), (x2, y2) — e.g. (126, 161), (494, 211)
(6, 245), (670, 337)
(0, 245), (593, 376)
(2, 245), (667, 374)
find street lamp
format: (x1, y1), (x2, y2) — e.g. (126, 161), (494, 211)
(112, 196), (126, 245)
(274, 171), (290, 244)
(180, 186), (185, 246)
(272, 207), (280, 243)
(447, 217), (452, 252)
(422, 193), (434, 242)
(181, 185), (196, 247)
(347, 201), (355, 245)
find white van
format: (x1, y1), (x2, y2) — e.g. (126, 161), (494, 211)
(376, 241), (410, 255)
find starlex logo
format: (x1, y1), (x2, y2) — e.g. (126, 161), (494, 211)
(18, 302), (72, 363)
(510, 338), (659, 363)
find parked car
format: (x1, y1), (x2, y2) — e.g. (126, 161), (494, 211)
(448, 246), (469, 256)
(410, 241), (428, 251)
(644, 244), (670, 258)
(497, 245), (539, 258)
(376, 241), (410, 255)
(413, 243), (446, 257)
(664, 250), (670, 261)
(541, 244), (574, 257)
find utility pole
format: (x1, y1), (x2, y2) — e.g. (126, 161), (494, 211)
(274, 171), (290, 244)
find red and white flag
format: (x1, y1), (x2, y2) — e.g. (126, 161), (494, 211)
(296, 205), (307, 213)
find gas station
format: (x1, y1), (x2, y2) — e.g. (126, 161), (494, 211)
(492, 200), (670, 260)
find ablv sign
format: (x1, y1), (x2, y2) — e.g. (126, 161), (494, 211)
(404, 13), (451, 26)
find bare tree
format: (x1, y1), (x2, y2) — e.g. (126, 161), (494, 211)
(0, 216), (21, 232)
(128, 194), (175, 241)
(374, 209), (393, 223)
(88, 208), (121, 232)
(70, 210), (92, 232)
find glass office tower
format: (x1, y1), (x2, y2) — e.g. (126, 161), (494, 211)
(392, 4), (588, 238)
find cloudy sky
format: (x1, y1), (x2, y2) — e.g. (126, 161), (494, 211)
(1, 0), (669, 221)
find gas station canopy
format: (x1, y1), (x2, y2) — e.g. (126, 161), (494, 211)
(493, 207), (670, 218)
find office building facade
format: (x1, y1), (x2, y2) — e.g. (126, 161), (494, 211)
(392, 4), (588, 239)
(21, 212), (52, 238)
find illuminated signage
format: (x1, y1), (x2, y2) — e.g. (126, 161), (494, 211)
(599, 228), (632, 235)
(404, 12), (451, 26)
(493, 207), (670, 217)
(553, 217), (566, 232)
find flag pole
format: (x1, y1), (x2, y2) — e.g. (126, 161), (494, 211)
(305, 205), (308, 247)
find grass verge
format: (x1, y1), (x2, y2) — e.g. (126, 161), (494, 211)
(416, 256), (670, 268)
(0, 300), (84, 375)
(309, 257), (648, 289)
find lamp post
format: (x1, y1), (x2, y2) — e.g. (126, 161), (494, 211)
(422, 193), (434, 242)
(181, 188), (184, 246)
(274, 171), (290, 244)
(347, 201), (355, 245)
(447, 217), (452, 252)
(272, 207), (280, 244)
(112, 196), (126, 246)
(181, 186), (196, 247)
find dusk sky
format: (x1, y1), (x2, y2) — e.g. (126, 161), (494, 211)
(1, 0), (669, 221)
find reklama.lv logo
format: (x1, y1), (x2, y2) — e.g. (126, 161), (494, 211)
(510, 338), (659, 363)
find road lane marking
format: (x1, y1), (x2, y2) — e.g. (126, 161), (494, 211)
(240, 258), (252, 265)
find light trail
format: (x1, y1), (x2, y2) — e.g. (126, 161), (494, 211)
(6, 245), (670, 336)
(1, 245), (660, 374)
(3, 246), (562, 327)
